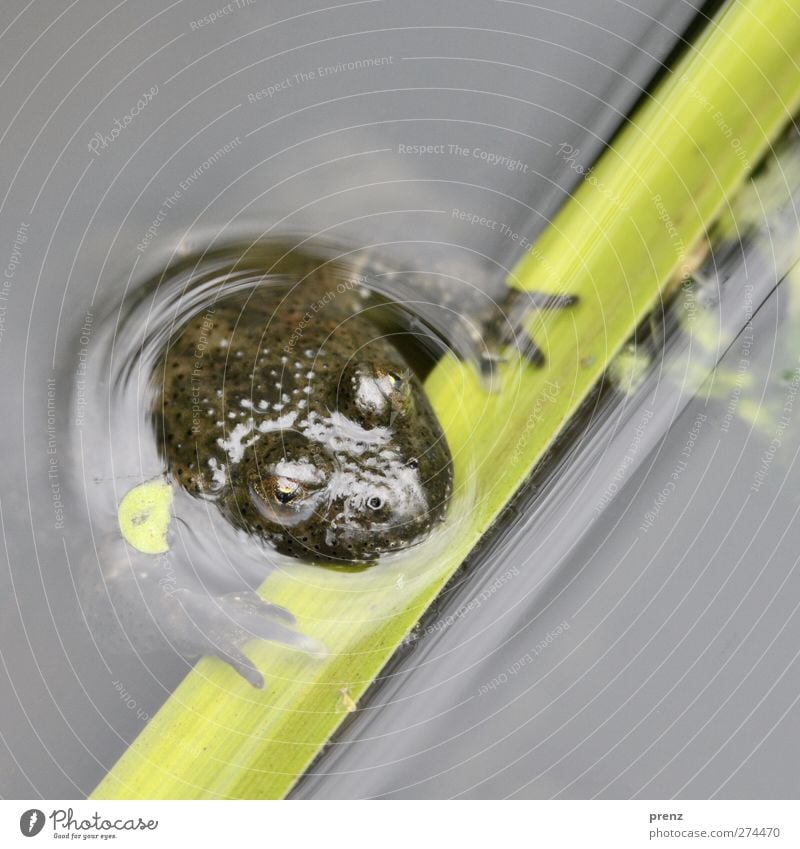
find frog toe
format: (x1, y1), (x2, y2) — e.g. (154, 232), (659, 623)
(478, 352), (504, 393)
(224, 591), (296, 624)
(211, 641), (265, 689)
(486, 288), (578, 368)
(524, 291), (579, 310)
(520, 335), (546, 367)
(236, 607), (327, 660)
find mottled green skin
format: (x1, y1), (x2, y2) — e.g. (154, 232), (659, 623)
(154, 268), (452, 562)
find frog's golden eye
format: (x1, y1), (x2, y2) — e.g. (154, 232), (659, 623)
(340, 361), (414, 428)
(248, 436), (332, 527)
(273, 477), (302, 504)
(250, 471), (319, 526)
(380, 367), (411, 396)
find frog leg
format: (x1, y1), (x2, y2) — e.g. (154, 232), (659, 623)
(114, 481), (324, 687)
(367, 260), (576, 387)
(484, 289), (579, 370)
(164, 587), (326, 688)
(89, 542), (323, 687)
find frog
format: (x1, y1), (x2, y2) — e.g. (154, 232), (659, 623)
(154, 264), (453, 563)
(75, 243), (575, 688)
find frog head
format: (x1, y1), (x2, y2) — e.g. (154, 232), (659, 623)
(239, 389), (452, 563)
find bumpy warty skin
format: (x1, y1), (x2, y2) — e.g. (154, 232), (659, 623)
(154, 266), (453, 563)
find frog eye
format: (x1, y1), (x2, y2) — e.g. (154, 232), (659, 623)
(248, 434), (333, 526)
(250, 469), (322, 526)
(367, 495), (384, 511)
(339, 361), (414, 427)
(382, 367), (411, 396)
(274, 477), (302, 504)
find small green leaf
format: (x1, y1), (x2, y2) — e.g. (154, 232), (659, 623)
(117, 480), (173, 555)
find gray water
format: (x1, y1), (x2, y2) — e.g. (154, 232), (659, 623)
(11, 0), (799, 801)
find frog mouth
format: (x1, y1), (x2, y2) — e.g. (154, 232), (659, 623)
(318, 504), (437, 560)
(301, 527), (432, 565)
(256, 496), (436, 562)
